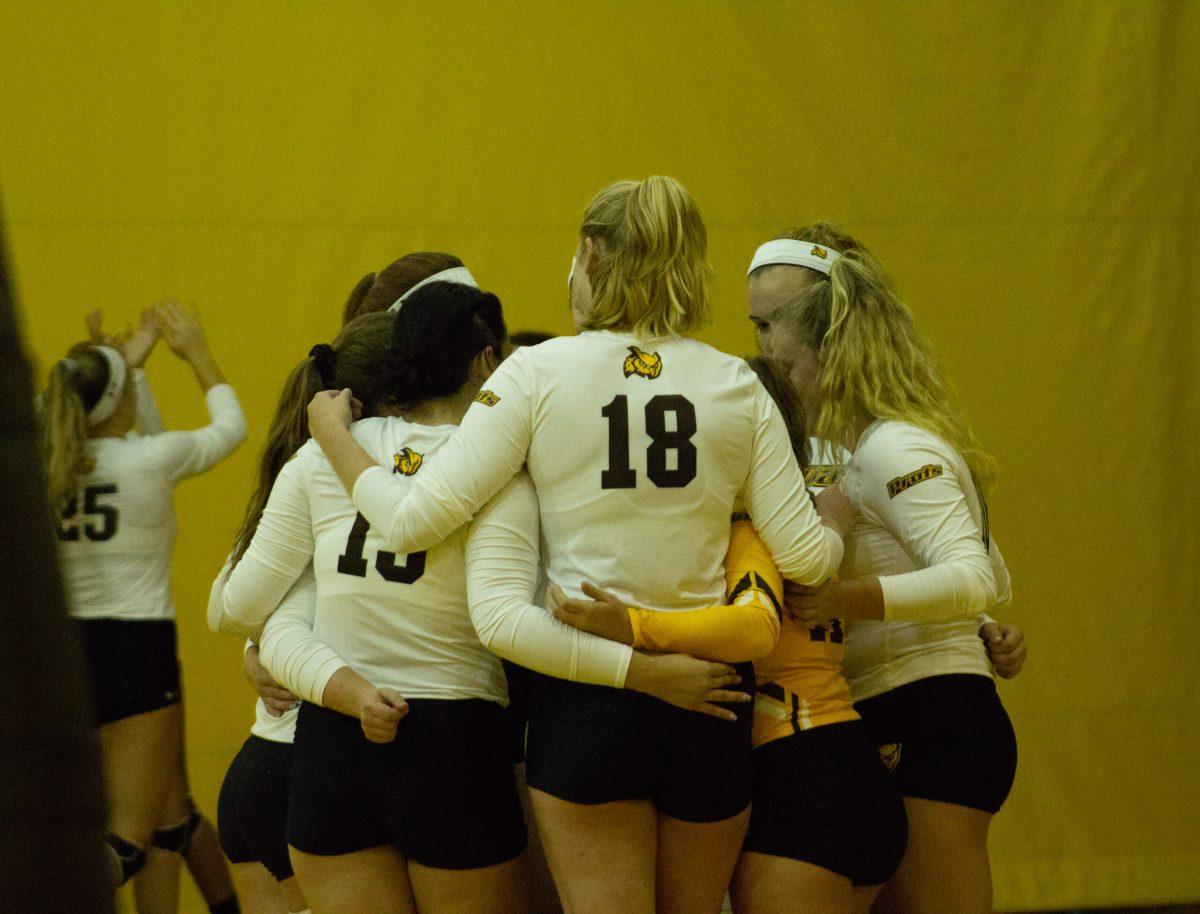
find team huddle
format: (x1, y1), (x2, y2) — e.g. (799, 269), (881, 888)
(40, 176), (1026, 914)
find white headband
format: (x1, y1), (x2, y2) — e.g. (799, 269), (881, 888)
(87, 345), (127, 426)
(748, 239), (842, 277)
(388, 266), (479, 312)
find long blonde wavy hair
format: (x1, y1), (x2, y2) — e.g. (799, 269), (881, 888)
(38, 345), (115, 510)
(580, 176), (712, 339)
(773, 223), (996, 492)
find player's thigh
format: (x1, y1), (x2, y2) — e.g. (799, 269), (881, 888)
(101, 702), (184, 841)
(732, 851), (877, 914)
(229, 863), (287, 914)
(407, 854), (527, 914)
(530, 789), (657, 914)
(514, 762), (563, 914)
(875, 797), (993, 914)
(656, 808), (750, 914)
(289, 844), (416, 914)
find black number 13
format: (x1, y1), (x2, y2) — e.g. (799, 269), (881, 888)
(601, 394), (698, 489)
(337, 512), (426, 584)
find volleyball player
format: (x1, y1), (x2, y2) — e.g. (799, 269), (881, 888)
(746, 225), (1018, 914)
(210, 252), (480, 914)
(551, 356), (908, 913)
(305, 177), (854, 914)
(40, 301), (246, 902)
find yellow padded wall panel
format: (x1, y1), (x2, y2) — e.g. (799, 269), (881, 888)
(3, 3), (1197, 910)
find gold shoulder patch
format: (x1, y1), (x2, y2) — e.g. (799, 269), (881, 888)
(622, 345), (663, 379)
(805, 464), (844, 489)
(393, 447), (423, 476)
(474, 389), (501, 407)
(886, 464), (943, 498)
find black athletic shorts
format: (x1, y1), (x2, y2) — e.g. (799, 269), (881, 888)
(743, 721), (908, 886)
(287, 699), (526, 869)
(524, 663), (755, 823)
(217, 735), (294, 881)
(502, 659), (533, 764)
(854, 673), (1017, 814)
(76, 619), (182, 725)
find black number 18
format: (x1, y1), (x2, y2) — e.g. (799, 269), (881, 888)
(601, 394), (698, 489)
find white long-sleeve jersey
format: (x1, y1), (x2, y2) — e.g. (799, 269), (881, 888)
(352, 331), (842, 613)
(59, 382), (246, 621)
(836, 420), (1012, 701)
(215, 417), (632, 703)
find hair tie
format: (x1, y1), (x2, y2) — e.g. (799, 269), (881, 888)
(309, 344), (337, 388)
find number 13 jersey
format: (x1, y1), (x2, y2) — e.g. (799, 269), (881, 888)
(236, 418), (508, 703)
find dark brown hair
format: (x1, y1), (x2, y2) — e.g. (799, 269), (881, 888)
(230, 311), (396, 564)
(342, 252), (465, 322)
(387, 282), (508, 409)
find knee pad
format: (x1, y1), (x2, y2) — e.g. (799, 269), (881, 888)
(105, 833), (147, 885)
(151, 796), (203, 855)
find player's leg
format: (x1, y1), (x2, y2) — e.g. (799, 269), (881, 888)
(219, 733), (308, 913)
(523, 674), (659, 914)
(289, 845), (415, 914)
(856, 675), (1017, 914)
(101, 701), (184, 886)
(873, 798), (993, 914)
(731, 721), (908, 914)
(531, 791), (658, 914)
(514, 761), (562, 913)
(654, 660), (756, 914)
(393, 698), (530, 914)
(732, 853), (876, 914)
(656, 808), (750, 914)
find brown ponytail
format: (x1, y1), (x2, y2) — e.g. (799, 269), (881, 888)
(230, 311), (396, 565)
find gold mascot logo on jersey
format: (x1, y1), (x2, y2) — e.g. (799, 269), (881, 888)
(878, 742), (902, 772)
(393, 448), (423, 476)
(810, 245), (828, 260)
(474, 389), (501, 407)
(886, 464), (943, 498)
(623, 346), (663, 379)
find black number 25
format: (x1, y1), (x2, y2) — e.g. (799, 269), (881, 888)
(601, 394), (698, 489)
(336, 512), (426, 584)
(58, 484), (119, 542)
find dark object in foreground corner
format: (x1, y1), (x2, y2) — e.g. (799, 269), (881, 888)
(0, 199), (113, 911)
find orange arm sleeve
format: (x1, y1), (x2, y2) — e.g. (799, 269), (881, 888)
(627, 520), (784, 662)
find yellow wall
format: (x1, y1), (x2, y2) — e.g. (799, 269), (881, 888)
(3, 3), (1197, 910)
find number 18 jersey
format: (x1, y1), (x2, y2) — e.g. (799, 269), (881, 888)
(353, 330), (841, 614)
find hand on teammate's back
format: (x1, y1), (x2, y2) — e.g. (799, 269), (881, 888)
(813, 483), (855, 540)
(624, 651), (750, 721)
(242, 644), (299, 717)
(548, 582), (635, 645)
(980, 622), (1027, 679)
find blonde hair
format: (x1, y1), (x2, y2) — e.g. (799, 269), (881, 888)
(38, 345), (110, 509)
(580, 176), (711, 339)
(778, 247), (997, 492)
